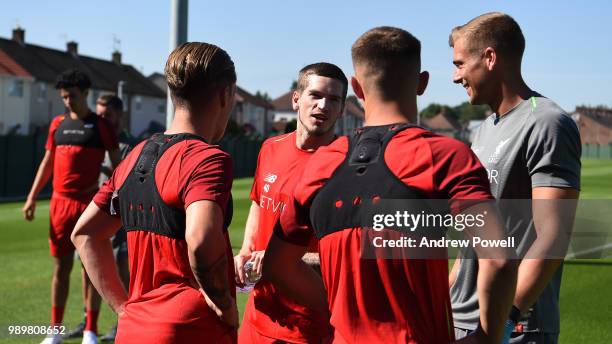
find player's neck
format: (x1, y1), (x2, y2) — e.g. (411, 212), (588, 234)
(491, 75), (533, 117)
(69, 107), (90, 120)
(295, 126), (335, 151)
(362, 99), (417, 126)
(166, 106), (216, 142)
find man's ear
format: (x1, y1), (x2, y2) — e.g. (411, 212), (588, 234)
(484, 47), (497, 71)
(219, 85), (233, 108)
(417, 71), (429, 96)
(351, 76), (364, 101)
(291, 90), (300, 111)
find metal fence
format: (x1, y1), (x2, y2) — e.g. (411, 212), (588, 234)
(583, 144), (612, 159)
(0, 133), (262, 201)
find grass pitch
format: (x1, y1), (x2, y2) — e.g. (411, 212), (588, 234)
(0, 159), (611, 343)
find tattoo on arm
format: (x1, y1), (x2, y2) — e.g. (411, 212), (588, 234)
(192, 253), (232, 310)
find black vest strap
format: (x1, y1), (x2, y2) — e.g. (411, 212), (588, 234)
(54, 113), (104, 148)
(114, 133), (232, 239)
(309, 124), (444, 240)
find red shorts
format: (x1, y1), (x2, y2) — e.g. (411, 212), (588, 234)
(116, 316), (237, 344)
(49, 195), (90, 257)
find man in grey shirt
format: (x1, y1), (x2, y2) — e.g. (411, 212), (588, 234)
(448, 12), (581, 344)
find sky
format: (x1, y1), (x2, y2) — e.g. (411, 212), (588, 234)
(2, 0), (611, 112)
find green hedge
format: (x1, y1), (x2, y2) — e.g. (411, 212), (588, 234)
(0, 133), (262, 200)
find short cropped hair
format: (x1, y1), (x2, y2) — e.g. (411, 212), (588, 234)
(351, 26), (421, 100)
(97, 94), (123, 112)
(164, 42), (236, 107)
(296, 62), (348, 102)
(449, 12), (525, 61)
(55, 69), (92, 91)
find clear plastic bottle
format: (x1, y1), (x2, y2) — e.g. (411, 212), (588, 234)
(237, 261), (261, 293)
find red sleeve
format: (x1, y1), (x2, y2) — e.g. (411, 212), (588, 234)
(93, 142), (145, 214)
(180, 146), (233, 210)
(44, 116), (62, 151)
(276, 137), (348, 246)
(429, 137), (493, 213)
(93, 177), (115, 214)
(275, 195), (314, 246)
(98, 117), (119, 151)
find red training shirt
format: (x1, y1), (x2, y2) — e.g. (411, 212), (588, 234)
(94, 136), (235, 343)
(46, 113), (118, 199)
(244, 132), (328, 343)
(277, 127), (493, 343)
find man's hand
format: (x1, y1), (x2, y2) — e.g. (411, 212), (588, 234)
(114, 302), (126, 319)
(200, 288), (239, 329)
(22, 198), (36, 221)
(249, 250), (265, 276)
(233, 252), (251, 286)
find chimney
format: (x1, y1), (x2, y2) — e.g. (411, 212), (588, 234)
(67, 41), (78, 56)
(112, 51), (122, 64)
(12, 27), (25, 45)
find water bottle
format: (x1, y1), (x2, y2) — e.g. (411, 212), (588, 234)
(237, 261), (261, 293)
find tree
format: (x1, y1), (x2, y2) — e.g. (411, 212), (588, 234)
(419, 102), (488, 124)
(255, 90), (272, 103)
(420, 103), (441, 119)
(420, 103), (454, 119)
(453, 101), (489, 124)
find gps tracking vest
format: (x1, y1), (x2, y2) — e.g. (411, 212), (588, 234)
(310, 124), (445, 240)
(112, 133), (233, 239)
(54, 113), (104, 148)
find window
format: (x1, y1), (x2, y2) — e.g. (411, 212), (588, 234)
(37, 82), (47, 102)
(89, 90), (100, 109)
(134, 96), (142, 111)
(8, 79), (23, 97)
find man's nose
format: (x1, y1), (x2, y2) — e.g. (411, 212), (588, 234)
(317, 97), (329, 109)
(452, 69), (462, 84)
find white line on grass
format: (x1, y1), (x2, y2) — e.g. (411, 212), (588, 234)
(566, 242), (612, 260)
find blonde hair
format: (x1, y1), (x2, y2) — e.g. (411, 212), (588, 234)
(164, 42), (236, 106)
(449, 12), (525, 61)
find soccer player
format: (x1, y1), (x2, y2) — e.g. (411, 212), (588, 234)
(235, 63), (347, 343)
(263, 26), (518, 343)
(23, 69), (120, 344)
(448, 13), (581, 344)
(96, 95), (133, 342)
(71, 42), (238, 344)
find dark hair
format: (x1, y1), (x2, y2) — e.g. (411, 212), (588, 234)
(165, 42), (236, 107)
(55, 69), (92, 90)
(97, 94), (123, 112)
(449, 12), (525, 61)
(296, 62), (348, 102)
(351, 26), (421, 100)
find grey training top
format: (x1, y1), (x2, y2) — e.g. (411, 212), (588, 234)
(450, 95), (581, 333)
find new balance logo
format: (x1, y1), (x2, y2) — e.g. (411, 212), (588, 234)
(264, 173), (277, 183)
